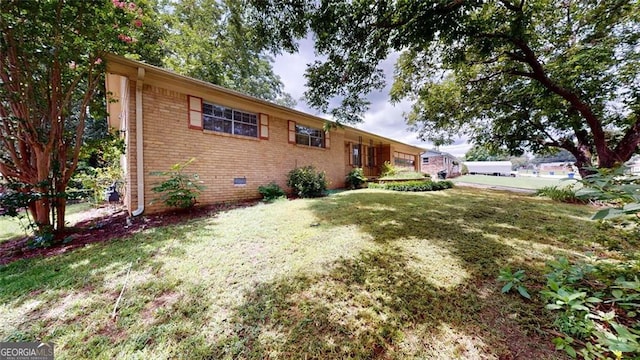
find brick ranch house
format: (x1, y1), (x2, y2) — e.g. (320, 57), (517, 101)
(420, 150), (461, 178)
(105, 55), (425, 215)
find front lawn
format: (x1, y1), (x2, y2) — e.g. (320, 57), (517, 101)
(0, 188), (630, 359)
(455, 174), (578, 190)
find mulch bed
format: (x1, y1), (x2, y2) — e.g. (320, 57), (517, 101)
(0, 200), (260, 266)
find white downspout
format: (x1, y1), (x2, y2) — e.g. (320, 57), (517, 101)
(132, 67), (145, 216)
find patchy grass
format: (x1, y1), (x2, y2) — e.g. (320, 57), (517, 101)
(0, 202), (94, 242)
(455, 174), (578, 190)
(0, 188), (631, 359)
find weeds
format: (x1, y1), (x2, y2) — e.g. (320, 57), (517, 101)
(498, 268), (531, 299)
(536, 185), (585, 203)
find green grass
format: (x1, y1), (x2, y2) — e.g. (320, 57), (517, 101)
(0, 188), (633, 359)
(0, 202), (94, 242)
(455, 174), (578, 190)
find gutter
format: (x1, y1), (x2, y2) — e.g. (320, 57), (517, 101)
(132, 67), (145, 216)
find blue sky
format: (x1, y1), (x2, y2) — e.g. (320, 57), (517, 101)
(271, 38), (472, 157)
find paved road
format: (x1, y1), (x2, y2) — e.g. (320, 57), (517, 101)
(454, 182), (537, 194)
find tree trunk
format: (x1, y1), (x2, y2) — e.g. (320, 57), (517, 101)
(31, 199), (52, 234)
(55, 197), (66, 235)
(564, 143), (595, 179)
(54, 176), (68, 235)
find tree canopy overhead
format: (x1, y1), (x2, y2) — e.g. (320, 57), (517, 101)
(249, 0), (640, 175)
(157, 0), (295, 106)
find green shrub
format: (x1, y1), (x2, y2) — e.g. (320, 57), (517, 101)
(576, 166), (640, 220)
(536, 185), (584, 203)
(287, 166), (327, 198)
(258, 182), (286, 202)
(379, 161), (397, 177)
(379, 171), (428, 180)
(368, 180), (453, 192)
(461, 164), (469, 175)
(346, 168), (367, 189)
(150, 158), (204, 209)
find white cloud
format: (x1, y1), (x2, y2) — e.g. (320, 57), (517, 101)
(272, 38), (471, 158)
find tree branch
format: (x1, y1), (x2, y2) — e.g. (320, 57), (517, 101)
(468, 71), (506, 84)
(509, 38), (613, 162)
(499, 0), (521, 12)
(613, 114), (640, 164)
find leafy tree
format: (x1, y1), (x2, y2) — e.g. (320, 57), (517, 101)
(531, 149), (577, 165)
(464, 145), (509, 161)
(248, 0), (640, 176)
(0, 0), (152, 236)
(157, 0), (295, 106)
(509, 155), (530, 170)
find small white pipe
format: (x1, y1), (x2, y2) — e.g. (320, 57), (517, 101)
(132, 67), (145, 216)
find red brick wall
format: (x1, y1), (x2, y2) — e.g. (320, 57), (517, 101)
(421, 156), (460, 178)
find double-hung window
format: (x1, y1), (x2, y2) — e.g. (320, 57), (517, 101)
(202, 102), (258, 138)
(295, 124), (324, 148)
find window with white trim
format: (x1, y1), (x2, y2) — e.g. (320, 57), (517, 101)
(295, 124), (325, 148)
(202, 102), (258, 137)
(422, 157), (430, 164)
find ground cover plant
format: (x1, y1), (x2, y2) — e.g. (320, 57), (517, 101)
(0, 187), (633, 359)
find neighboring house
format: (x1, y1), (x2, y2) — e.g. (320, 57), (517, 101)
(537, 162), (575, 175)
(464, 161), (513, 176)
(105, 55), (425, 215)
(421, 150), (461, 178)
(625, 156), (640, 175)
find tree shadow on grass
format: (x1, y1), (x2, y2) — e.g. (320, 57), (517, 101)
(203, 189), (597, 358)
(0, 218), (214, 348)
(312, 190), (605, 263)
(209, 247), (560, 359)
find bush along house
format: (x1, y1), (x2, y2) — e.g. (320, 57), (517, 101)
(105, 55), (425, 214)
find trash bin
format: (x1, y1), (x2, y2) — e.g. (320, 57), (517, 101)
(549, 171), (555, 175)
(437, 170), (447, 179)
(568, 173), (574, 179)
(104, 182), (120, 203)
